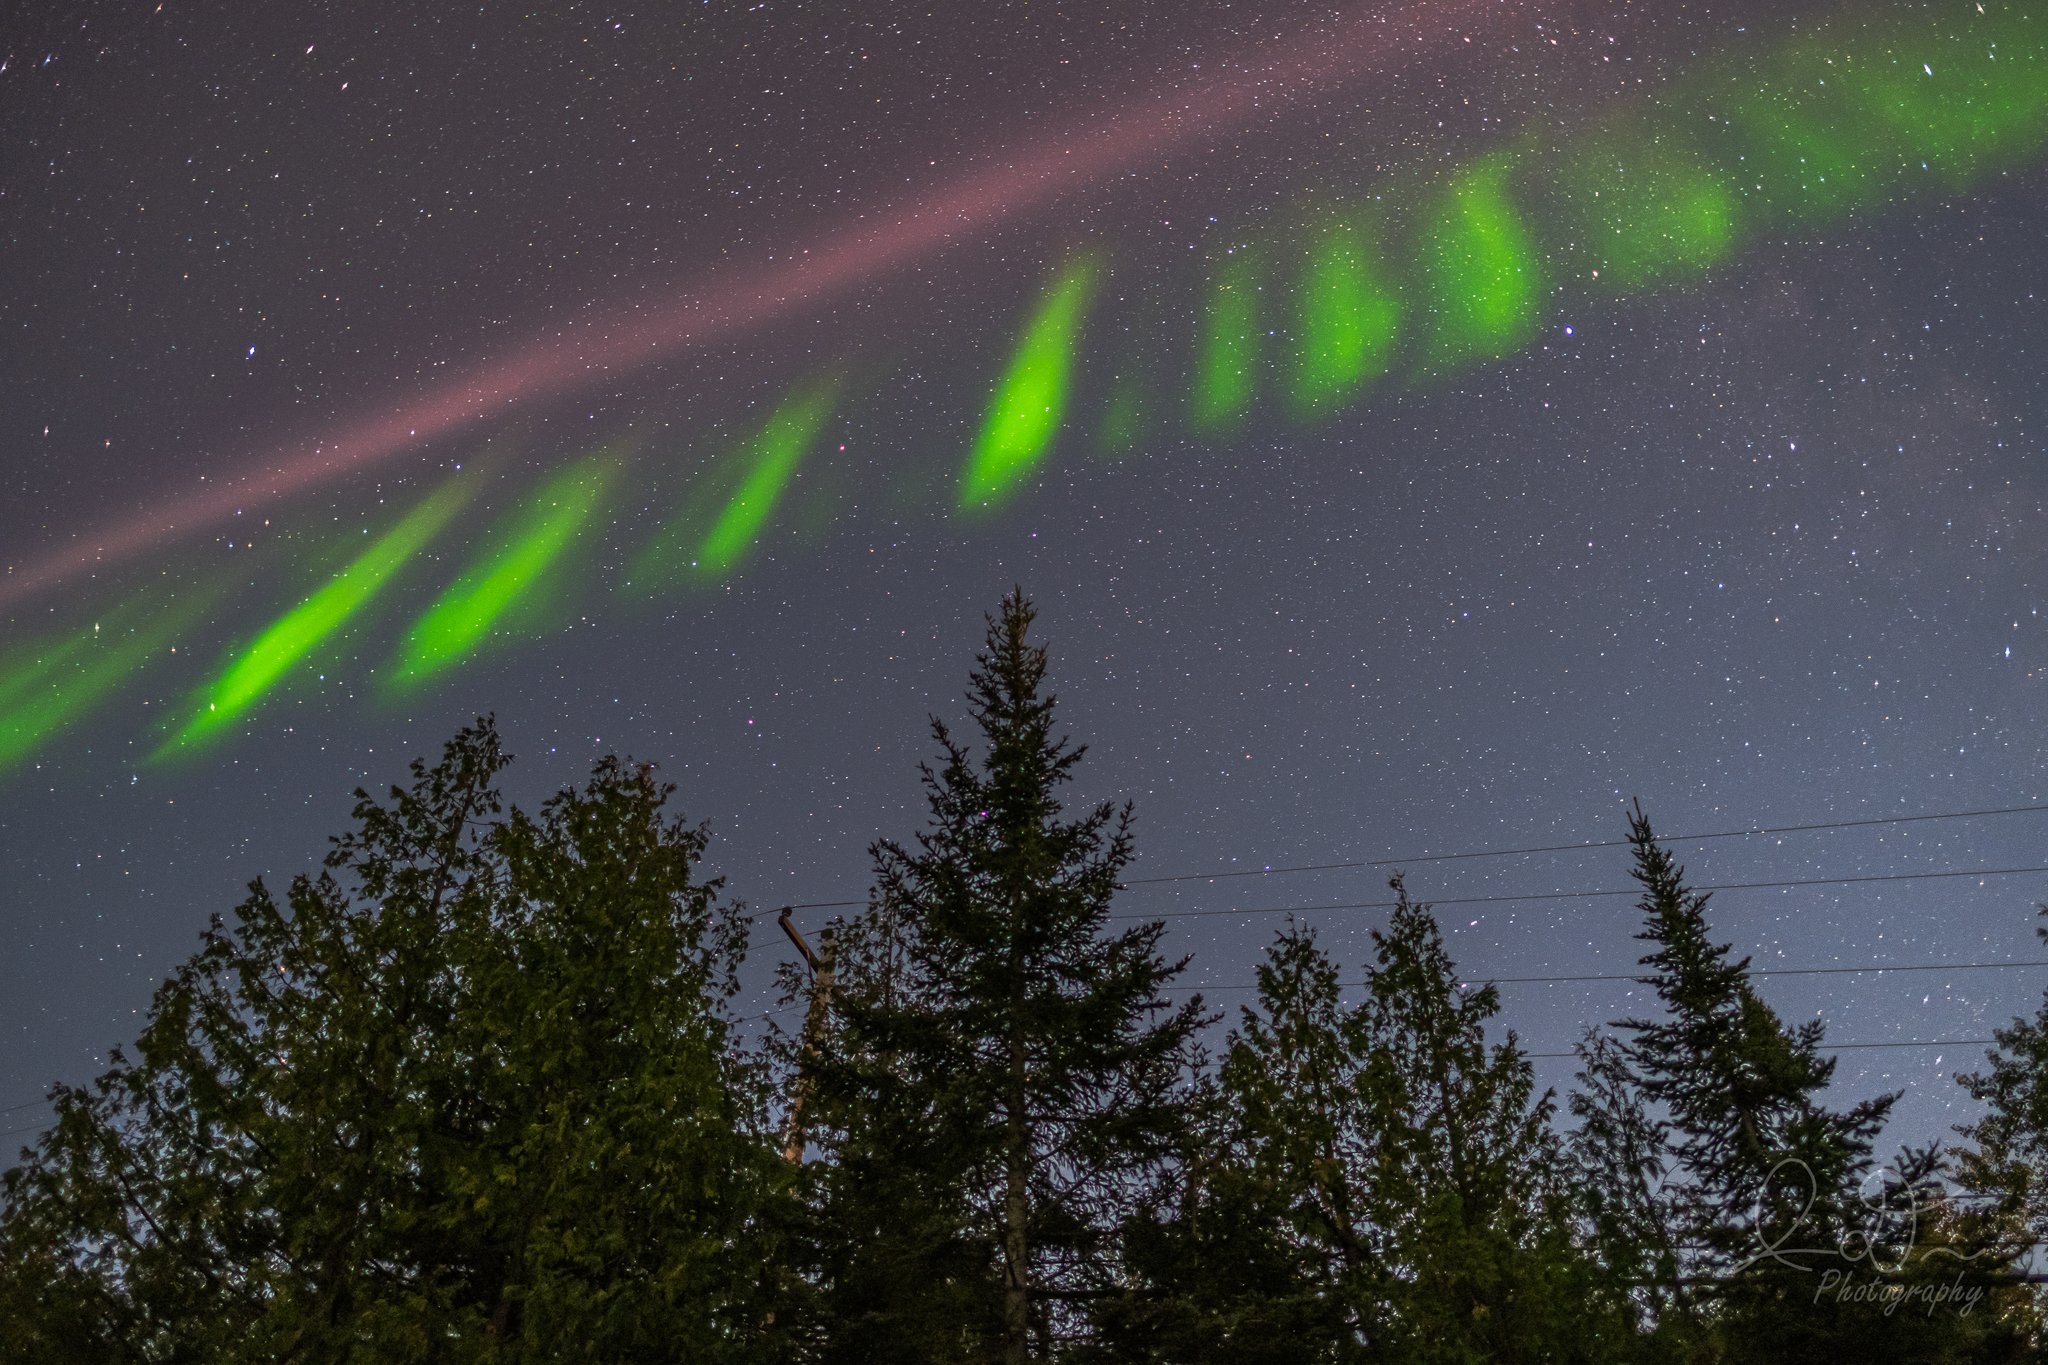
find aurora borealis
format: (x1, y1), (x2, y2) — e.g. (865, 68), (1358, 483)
(16, 0), (2043, 737)
(6, 0), (2048, 1146)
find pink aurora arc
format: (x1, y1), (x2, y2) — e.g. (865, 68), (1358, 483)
(3, 0), (1502, 608)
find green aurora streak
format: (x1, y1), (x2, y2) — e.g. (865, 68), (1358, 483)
(7, 1), (2044, 771)
(1544, 124), (1739, 293)
(164, 482), (472, 751)
(626, 377), (843, 590)
(1418, 155), (1544, 369)
(389, 457), (614, 687)
(1191, 249), (1263, 434)
(1291, 215), (1402, 416)
(695, 378), (841, 573)
(2, 585), (224, 774)
(960, 255), (1100, 507)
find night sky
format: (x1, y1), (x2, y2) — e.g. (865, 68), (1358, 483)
(6, 0), (2048, 1155)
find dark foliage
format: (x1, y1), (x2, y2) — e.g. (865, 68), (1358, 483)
(6, 604), (2047, 1362)
(1106, 888), (1635, 1364)
(800, 590), (1208, 1364)
(0, 719), (787, 1364)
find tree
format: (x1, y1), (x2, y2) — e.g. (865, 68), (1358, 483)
(1097, 1108), (1351, 1364)
(1349, 881), (1621, 1363)
(0, 718), (788, 1363)
(1617, 804), (1888, 1259)
(1117, 884), (1632, 1364)
(1592, 804), (1984, 1361)
(1960, 907), (2048, 1240)
(1099, 927), (1372, 1365)
(1953, 905), (2048, 1356)
(803, 590), (1207, 1363)
(1568, 1027), (1698, 1358)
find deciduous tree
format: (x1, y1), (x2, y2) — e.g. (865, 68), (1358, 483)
(0, 719), (787, 1363)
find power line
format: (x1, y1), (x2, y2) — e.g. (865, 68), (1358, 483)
(1103, 863), (2048, 923)
(20, 808), (2043, 1122)
(1524, 1038), (1992, 1060)
(716, 1014), (1999, 1066)
(1170, 957), (2048, 995)
(721, 1005), (2002, 1066)
(1119, 800), (2048, 888)
(723, 856), (2048, 1084)
(717, 957), (2048, 1042)
(762, 800), (2048, 920)
(746, 862), (2048, 1025)
(0, 1041), (1995, 1142)
(724, 955), (2040, 1036)
(774, 860), (2048, 928)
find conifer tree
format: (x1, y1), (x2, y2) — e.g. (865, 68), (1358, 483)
(1602, 804), (1906, 1359)
(1568, 1027), (1699, 1354)
(804, 591), (1207, 1364)
(1123, 883), (1630, 1363)
(1959, 908), (2048, 1235)
(1616, 805), (1892, 1251)
(0, 719), (788, 1363)
(1953, 906), (2048, 1354)
(1096, 1086), (1347, 1364)
(1353, 881), (1615, 1362)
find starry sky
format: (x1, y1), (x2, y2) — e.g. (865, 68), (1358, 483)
(5, 0), (2048, 1153)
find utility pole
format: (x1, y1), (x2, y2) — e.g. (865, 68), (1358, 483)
(778, 906), (835, 1165)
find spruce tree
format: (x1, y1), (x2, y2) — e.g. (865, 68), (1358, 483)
(805, 590), (1206, 1363)
(1353, 881), (1617, 1362)
(1952, 906), (2048, 1355)
(1607, 804), (1903, 1360)
(1196, 921), (1380, 1363)
(1096, 1088), (1348, 1364)
(1618, 804), (1891, 1240)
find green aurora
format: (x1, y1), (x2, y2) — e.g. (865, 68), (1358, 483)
(1291, 215), (1402, 416)
(162, 482), (473, 752)
(388, 457), (615, 689)
(961, 255), (1100, 507)
(1191, 248), (1263, 435)
(2, 584), (225, 774)
(5, 0), (2043, 771)
(631, 378), (844, 586)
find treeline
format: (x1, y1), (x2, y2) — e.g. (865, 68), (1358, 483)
(6, 592), (2048, 1362)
